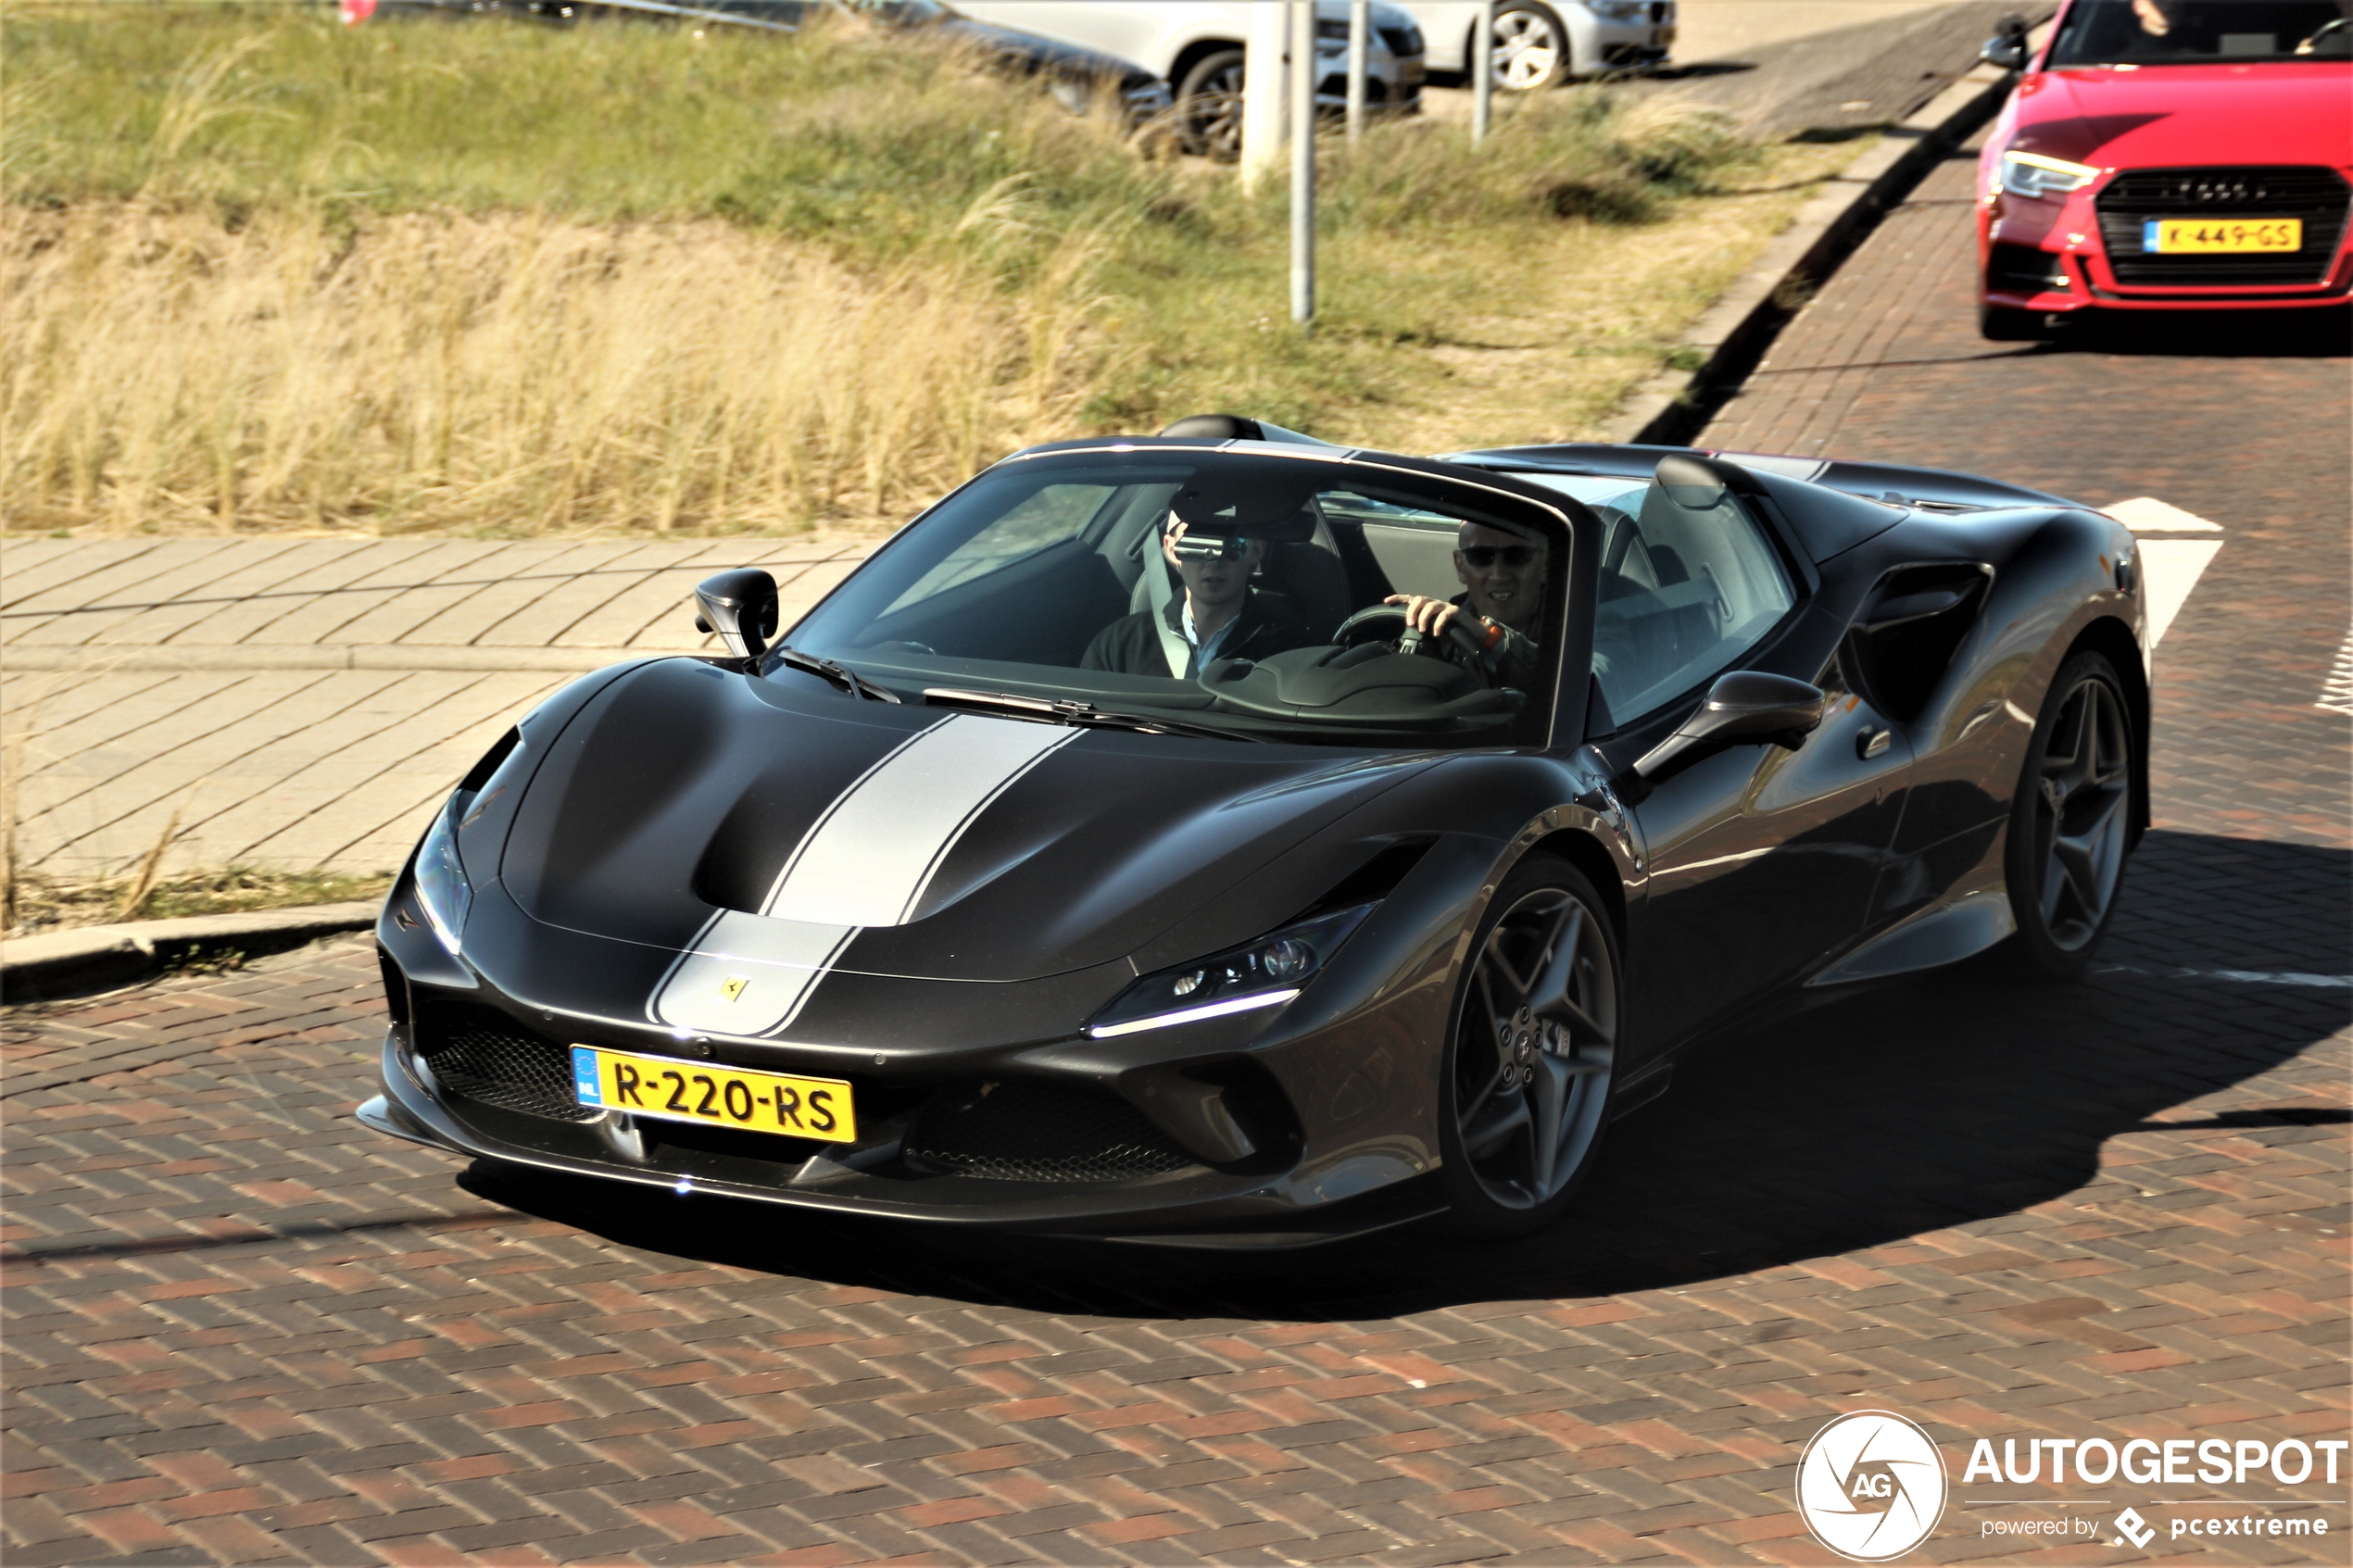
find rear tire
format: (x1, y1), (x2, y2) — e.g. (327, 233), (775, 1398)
(2004, 652), (2135, 977)
(1176, 48), (1246, 160)
(1437, 855), (1619, 1237)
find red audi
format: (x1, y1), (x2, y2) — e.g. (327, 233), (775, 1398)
(1975, 0), (2352, 338)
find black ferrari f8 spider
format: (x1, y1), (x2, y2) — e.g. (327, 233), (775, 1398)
(360, 420), (2149, 1243)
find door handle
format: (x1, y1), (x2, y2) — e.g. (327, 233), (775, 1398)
(1856, 727), (1894, 760)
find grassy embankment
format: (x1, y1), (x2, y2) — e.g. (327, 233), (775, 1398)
(3, 4), (1864, 538)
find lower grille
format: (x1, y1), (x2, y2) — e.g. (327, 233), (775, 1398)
(417, 1004), (598, 1123)
(904, 1079), (1197, 1184)
(1988, 242), (2070, 294)
(2096, 166), (2349, 288)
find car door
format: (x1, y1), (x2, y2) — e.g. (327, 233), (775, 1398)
(950, 3), (1173, 70)
(1592, 477), (1914, 1052)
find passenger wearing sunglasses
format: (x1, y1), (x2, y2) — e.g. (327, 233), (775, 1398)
(1082, 517), (1314, 678)
(1385, 521), (1550, 691)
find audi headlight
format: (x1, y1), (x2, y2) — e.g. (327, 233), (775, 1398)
(1592, 1), (1648, 20)
(1087, 904), (1373, 1038)
(412, 802), (471, 955)
(1999, 150), (2100, 201)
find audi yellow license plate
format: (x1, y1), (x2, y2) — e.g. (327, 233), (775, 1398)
(2144, 218), (2302, 254)
(570, 1046), (856, 1143)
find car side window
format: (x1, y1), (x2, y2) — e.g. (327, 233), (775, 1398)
(1592, 483), (1795, 725)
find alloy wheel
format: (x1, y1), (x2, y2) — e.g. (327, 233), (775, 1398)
(1453, 883), (1616, 1210)
(2030, 673), (2132, 949)
(1492, 7), (1567, 91)
(1185, 59), (1246, 160)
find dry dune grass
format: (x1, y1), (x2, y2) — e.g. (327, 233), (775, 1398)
(3, 202), (1118, 534)
(3, 6), (1860, 539)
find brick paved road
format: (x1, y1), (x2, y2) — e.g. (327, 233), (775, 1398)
(5, 132), (2348, 1568)
(2, 538), (873, 884)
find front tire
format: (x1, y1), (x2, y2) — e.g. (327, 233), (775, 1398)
(1175, 48), (1246, 160)
(1437, 855), (1620, 1237)
(2004, 652), (2134, 976)
(1489, 3), (1574, 90)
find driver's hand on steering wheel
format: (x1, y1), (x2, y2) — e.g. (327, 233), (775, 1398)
(1386, 593), (1476, 642)
(1383, 596), (1496, 653)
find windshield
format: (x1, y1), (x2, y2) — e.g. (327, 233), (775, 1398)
(779, 450), (1573, 748)
(2048, 0), (2350, 64)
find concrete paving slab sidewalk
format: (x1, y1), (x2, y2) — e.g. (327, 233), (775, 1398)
(3, 538), (875, 885)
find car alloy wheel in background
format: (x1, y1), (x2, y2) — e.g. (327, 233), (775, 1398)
(1440, 855), (1618, 1235)
(2006, 651), (2135, 974)
(1491, 2), (1571, 90)
(1175, 47), (1247, 160)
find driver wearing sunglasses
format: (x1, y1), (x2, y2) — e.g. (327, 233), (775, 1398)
(1385, 521), (1549, 691)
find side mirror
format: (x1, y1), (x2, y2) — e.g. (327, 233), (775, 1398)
(694, 569), (779, 660)
(1618, 671), (1827, 797)
(1980, 13), (2030, 70)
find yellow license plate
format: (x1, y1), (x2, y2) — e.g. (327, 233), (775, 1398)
(2145, 218), (2302, 254)
(570, 1046), (856, 1143)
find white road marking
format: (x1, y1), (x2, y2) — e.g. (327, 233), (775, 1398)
(2136, 539), (2225, 649)
(2094, 963), (2353, 989)
(2106, 495), (2223, 533)
(2319, 628), (2353, 717)
(2105, 497), (2225, 650)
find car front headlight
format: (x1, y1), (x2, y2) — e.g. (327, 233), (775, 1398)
(1087, 904), (1373, 1038)
(1999, 150), (2100, 201)
(1592, 1), (1648, 20)
(412, 802), (472, 955)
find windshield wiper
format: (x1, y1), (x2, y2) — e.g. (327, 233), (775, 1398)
(922, 687), (1257, 742)
(772, 646), (900, 702)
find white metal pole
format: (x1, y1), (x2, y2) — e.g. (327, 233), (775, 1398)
(1346, 0), (1368, 141)
(1290, 0), (1315, 324)
(1239, 1), (1288, 191)
(1472, 0), (1494, 144)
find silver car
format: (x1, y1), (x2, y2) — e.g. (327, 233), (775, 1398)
(1403, 0), (1676, 88)
(952, 1), (1428, 157)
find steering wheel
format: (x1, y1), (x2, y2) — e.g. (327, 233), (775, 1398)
(1333, 604), (1490, 660)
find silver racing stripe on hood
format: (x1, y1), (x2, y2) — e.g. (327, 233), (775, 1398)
(648, 911), (857, 1036)
(650, 713), (1077, 1035)
(762, 713), (1078, 927)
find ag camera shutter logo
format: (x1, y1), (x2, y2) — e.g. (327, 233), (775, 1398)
(1795, 1411), (1950, 1562)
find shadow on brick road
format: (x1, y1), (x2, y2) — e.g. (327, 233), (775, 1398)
(472, 830), (2349, 1320)
(2034, 305), (2351, 360)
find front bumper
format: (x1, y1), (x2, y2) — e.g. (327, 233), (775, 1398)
(363, 832), (1480, 1246)
(1586, 20), (1674, 73)
(359, 1027), (1445, 1247)
(1982, 169), (2353, 315)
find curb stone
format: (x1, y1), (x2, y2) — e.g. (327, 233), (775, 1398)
(1604, 58), (2020, 446)
(1, 901), (383, 1003)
